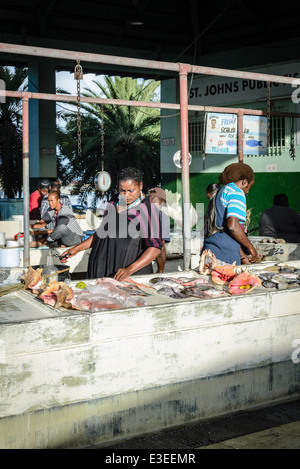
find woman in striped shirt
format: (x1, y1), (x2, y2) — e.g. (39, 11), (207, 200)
(203, 163), (258, 265)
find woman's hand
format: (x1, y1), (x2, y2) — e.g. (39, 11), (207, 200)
(60, 246), (78, 263)
(113, 247), (161, 282)
(60, 234), (95, 262)
(114, 267), (132, 282)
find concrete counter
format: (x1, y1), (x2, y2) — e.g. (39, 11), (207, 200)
(0, 263), (299, 448)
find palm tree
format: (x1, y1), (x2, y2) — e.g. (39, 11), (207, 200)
(57, 76), (161, 200)
(0, 67), (27, 197)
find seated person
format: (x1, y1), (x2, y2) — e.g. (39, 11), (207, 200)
(31, 190), (83, 247)
(40, 180), (72, 229)
(148, 187), (171, 273)
(29, 179), (50, 220)
(259, 194), (300, 243)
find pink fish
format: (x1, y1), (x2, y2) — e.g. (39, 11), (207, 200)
(180, 278), (209, 287)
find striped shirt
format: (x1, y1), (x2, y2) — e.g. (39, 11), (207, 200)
(220, 182), (246, 224)
(42, 204), (84, 242)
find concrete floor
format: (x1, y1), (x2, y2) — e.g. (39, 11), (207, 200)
(91, 399), (300, 450)
(199, 420), (300, 449)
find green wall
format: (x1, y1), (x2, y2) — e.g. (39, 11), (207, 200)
(162, 172), (300, 235)
(160, 65), (300, 237)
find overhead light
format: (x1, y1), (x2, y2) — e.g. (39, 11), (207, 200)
(128, 13), (144, 26)
(129, 19), (144, 26)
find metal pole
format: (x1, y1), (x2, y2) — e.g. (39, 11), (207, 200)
(22, 94), (30, 267)
(179, 63), (191, 271)
(0, 42), (300, 86)
(1, 90), (300, 119)
(238, 111), (244, 163)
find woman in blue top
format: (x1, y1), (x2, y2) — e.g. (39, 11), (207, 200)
(203, 163), (258, 265)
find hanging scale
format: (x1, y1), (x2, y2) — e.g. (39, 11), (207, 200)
(94, 103), (111, 196)
(74, 59), (83, 156)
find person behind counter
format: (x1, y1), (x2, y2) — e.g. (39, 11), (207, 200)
(147, 187), (171, 273)
(40, 180), (72, 229)
(202, 162), (258, 265)
(31, 190), (83, 247)
(61, 167), (163, 282)
(29, 178), (50, 220)
(206, 183), (220, 199)
(259, 194), (300, 243)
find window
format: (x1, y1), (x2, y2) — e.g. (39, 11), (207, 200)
(188, 113), (205, 155)
(268, 116), (286, 156)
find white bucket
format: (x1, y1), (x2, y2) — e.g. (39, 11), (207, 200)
(0, 232), (5, 245)
(6, 240), (19, 247)
(0, 246), (20, 267)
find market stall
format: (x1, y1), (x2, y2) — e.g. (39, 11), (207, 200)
(0, 259), (299, 448)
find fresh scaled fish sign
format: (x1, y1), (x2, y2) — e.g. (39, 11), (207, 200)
(205, 112), (238, 155)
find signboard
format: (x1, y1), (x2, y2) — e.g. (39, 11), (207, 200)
(204, 113), (268, 155)
(205, 113), (237, 154)
(188, 62), (300, 106)
(243, 115), (267, 155)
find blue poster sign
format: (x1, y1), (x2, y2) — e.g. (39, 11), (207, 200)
(205, 113), (237, 154)
(204, 113), (268, 155)
(243, 115), (268, 155)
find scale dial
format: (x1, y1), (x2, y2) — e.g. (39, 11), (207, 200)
(173, 150), (192, 168)
(94, 171), (111, 192)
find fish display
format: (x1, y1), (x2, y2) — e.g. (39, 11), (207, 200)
(258, 267), (300, 290)
(181, 285), (228, 299)
(20, 267), (148, 311)
(18, 260), (300, 310)
(70, 281), (147, 311)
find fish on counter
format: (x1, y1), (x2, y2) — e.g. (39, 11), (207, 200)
(19, 267), (148, 311)
(148, 275), (227, 300)
(182, 285), (229, 299)
(148, 277), (186, 299)
(149, 276), (208, 287)
(258, 266), (300, 290)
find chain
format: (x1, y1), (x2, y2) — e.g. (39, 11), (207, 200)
(74, 59), (83, 156)
(101, 103), (104, 172)
(290, 117), (295, 160)
(267, 81), (271, 148)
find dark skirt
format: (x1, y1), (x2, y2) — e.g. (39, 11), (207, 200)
(87, 232), (153, 279)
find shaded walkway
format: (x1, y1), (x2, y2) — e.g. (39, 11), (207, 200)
(90, 399), (300, 449)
